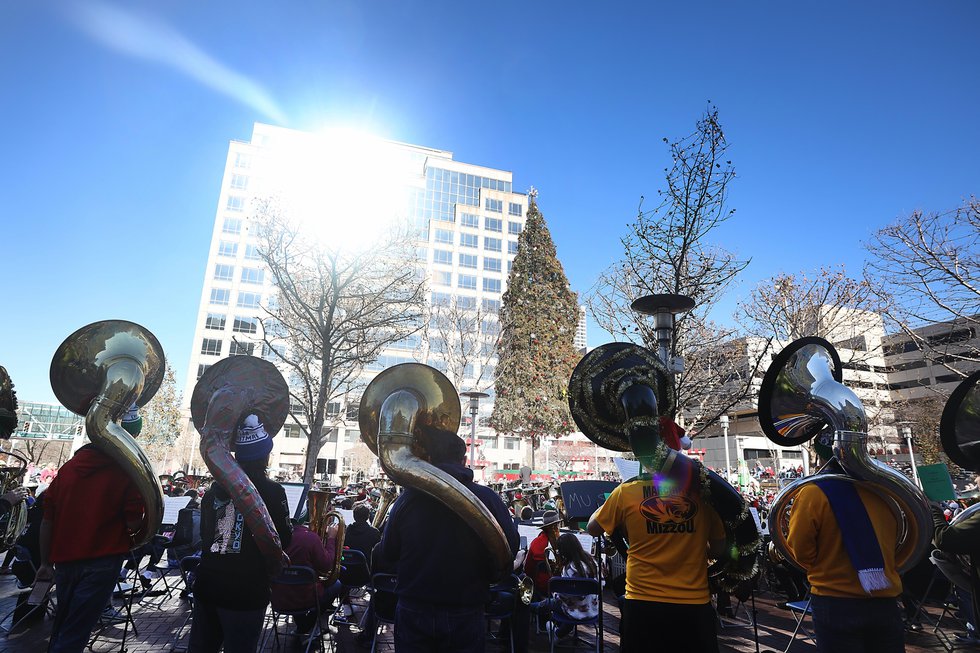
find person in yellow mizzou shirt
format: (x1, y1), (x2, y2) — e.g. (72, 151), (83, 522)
(588, 454), (726, 653)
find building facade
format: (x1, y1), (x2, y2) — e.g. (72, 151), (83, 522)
(183, 123), (567, 478)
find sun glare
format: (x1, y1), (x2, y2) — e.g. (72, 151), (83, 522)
(267, 126), (416, 252)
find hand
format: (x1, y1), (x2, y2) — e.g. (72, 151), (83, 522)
(2, 487), (27, 505)
(35, 564), (54, 582)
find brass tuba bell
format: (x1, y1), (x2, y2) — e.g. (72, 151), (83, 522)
(191, 356), (291, 571)
(306, 489), (346, 584)
(50, 321), (166, 547)
(358, 363), (513, 579)
(759, 337), (933, 573)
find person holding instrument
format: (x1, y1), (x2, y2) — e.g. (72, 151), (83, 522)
(525, 510), (561, 600)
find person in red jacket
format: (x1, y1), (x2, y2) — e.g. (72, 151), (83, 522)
(35, 444), (146, 653)
(271, 516), (342, 635)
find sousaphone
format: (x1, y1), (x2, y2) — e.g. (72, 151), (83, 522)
(50, 320), (166, 547)
(358, 363), (512, 579)
(759, 337), (932, 573)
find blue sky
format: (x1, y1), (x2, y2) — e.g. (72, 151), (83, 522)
(2, 1), (978, 404)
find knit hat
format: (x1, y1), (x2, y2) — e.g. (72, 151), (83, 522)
(121, 402), (143, 436)
(235, 414), (273, 462)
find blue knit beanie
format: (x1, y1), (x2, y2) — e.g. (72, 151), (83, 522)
(235, 414), (273, 462)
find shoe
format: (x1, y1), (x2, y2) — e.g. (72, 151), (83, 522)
(138, 572), (153, 590)
(905, 622), (923, 632)
(776, 601), (789, 609)
(955, 633), (980, 644)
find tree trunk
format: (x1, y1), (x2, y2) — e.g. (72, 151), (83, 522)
(303, 436), (323, 486)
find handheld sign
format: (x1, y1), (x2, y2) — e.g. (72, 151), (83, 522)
(917, 463), (956, 502)
(560, 480), (620, 523)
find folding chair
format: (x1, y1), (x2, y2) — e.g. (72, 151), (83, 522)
(782, 595), (814, 653)
(134, 534), (178, 609)
(0, 546), (54, 636)
(485, 579), (516, 653)
(267, 565), (327, 653)
(546, 576), (601, 653)
(334, 548), (370, 626)
(168, 556), (201, 653)
(367, 573), (398, 653)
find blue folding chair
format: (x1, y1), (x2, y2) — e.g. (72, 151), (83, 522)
(368, 573), (398, 653)
(546, 577), (601, 653)
(783, 595), (814, 652)
(268, 565), (327, 653)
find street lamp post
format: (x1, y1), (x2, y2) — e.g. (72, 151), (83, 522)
(720, 415), (731, 483)
(461, 391), (489, 473)
(901, 425), (921, 489)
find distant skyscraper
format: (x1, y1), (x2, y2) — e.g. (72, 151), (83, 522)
(183, 123), (536, 476)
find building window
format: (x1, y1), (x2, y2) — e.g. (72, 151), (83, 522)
(458, 274), (477, 290)
(457, 296), (476, 310)
(218, 241), (238, 257)
(433, 249), (452, 265)
(431, 291), (452, 306)
(460, 233), (478, 249)
(504, 437), (519, 450)
(485, 217), (502, 232)
(244, 244), (261, 260)
(237, 292), (261, 308)
(229, 341), (255, 356)
(262, 342), (285, 361)
(201, 338), (222, 356)
(230, 174), (249, 190)
(485, 237), (501, 252)
(508, 221), (522, 235)
(507, 260), (513, 274)
(197, 364), (211, 380)
(482, 298), (500, 313)
(460, 213), (479, 228)
(434, 270), (452, 286)
(222, 218), (242, 235)
(508, 202), (523, 217)
(226, 196), (245, 212)
(485, 198), (502, 213)
(284, 424), (303, 438)
(484, 257), (501, 273)
(240, 267), (264, 285)
(483, 278), (501, 293)
(434, 228), (454, 244)
(234, 153), (251, 169)
(214, 264), (234, 281)
(210, 288), (230, 306)
(205, 313), (226, 330)
(233, 316), (258, 334)
(508, 240), (519, 255)
(459, 253), (477, 269)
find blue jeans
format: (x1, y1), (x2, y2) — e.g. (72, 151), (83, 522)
(49, 554), (126, 653)
(188, 598), (267, 653)
(394, 599), (485, 653)
(810, 595), (905, 653)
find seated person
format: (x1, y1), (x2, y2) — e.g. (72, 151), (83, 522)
(343, 505), (381, 560)
(530, 533), (600, 637)
(167, 490), (203, 566)
(525, 510), (561, 599)
(271, 515), (342, 634)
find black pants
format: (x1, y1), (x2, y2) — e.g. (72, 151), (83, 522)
(621, 599), (718, 653)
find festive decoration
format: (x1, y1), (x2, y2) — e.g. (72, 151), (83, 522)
(490, 197), (579, 459)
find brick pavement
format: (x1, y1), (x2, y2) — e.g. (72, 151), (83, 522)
(0, 571), (968, 652)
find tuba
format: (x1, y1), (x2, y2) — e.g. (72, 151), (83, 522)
(759, 337), (933, 573)
(50, 321), (166, 547)
(371, 480), (397, 531)
(306, 489), (345, 584)
(358, 363), (513, 579)
(937, 371), (980, 591)
(568, 342), (761, 591)
(191, 356), (291, 572)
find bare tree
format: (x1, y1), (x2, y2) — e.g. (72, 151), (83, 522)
(865, 199), (980, 378)
(342, 442), (379, 480)
(252, 198), (427, 484)
(138, 365), (185, 471)
(588, 106), (751, 431)
(423, 295), (498, 393)
(738, 267), (881, 348)
(891, 397), (946, 467)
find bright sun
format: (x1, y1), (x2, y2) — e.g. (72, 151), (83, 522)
(265, 126), (417, 251)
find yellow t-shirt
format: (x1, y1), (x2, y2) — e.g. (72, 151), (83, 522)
(593, 477), (725, 604)
(785, 482), (902, 598)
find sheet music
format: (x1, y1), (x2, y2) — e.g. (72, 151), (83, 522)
(614, 458), (640, 481)
(161, 496), (192, 526)
(281, 482), (309, 520)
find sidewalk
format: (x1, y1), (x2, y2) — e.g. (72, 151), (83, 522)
(0, 571), (965, 652)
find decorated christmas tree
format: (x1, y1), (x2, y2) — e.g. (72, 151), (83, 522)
(490, 192), (580, 469)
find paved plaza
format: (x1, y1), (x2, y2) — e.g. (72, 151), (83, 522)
(0, 569), (970, 652)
